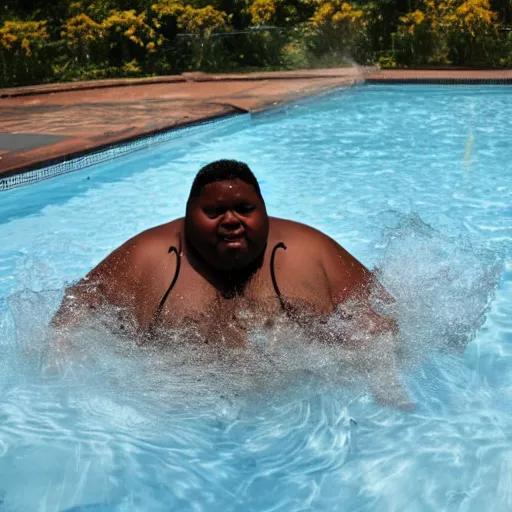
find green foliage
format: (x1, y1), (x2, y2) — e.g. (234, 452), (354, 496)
(0, 0), (511, 86)
(377, 53), (397, 68)
(0, 20), (53, 86)
(396, 0), (502, 66)
(280, 34), (314, 68)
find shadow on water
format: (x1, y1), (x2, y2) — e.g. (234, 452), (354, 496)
(0, 214), (507, 511)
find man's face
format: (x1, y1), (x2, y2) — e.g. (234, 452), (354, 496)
(186, 179), (269, 271)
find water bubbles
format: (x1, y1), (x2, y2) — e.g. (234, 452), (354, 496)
(1, 85), (511, 510)
(374, 213), (502, 360)
(0, 209), (506, 509)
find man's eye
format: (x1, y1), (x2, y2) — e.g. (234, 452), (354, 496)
(236, 204), (255, 214)
(203, 207), (222, 218)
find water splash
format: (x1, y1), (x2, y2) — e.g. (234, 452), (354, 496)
(374, 213), (502, 359)
(0, 214), (505, 511)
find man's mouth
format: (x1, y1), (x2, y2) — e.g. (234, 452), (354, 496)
(222, 234), (243, 241)
(218, 233), (246, 247)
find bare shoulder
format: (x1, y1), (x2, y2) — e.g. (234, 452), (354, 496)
(54, 219), (184, 328)
(269, 217), (349, 256)
(269, 217), (371, 302)
(110, 218), (183, 263)
(84, 218), (183, 291)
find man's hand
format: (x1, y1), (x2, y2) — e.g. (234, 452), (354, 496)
(341, 302), (415, 411)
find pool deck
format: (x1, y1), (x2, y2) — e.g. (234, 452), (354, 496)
(1, 68), (511, 180)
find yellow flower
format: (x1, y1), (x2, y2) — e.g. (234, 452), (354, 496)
(0, 20), (48, 56)
(177, 5), (227, 36)
(311, 1), (364, 28)
(248, 0), (276, 25)
(152, 0), (185, 20)
(412, 10), (425, 25)
(62, 13), (104, 48)
(102, 10), (156, 47)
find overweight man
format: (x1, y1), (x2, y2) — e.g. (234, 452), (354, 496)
(53, 160), (409, 406)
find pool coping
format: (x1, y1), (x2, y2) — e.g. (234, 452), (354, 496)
(0, 69), (368, 188)
(366, 77), (512, 85)
(365, 69), (512, 84)
(1, 68), (511, 190)
(0, 69), (372, 99)
(0, 111), (247, 191)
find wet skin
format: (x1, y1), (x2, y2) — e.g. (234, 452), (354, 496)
(185, 180), (269, 274)
(53, 178), (411, 407)
(54, 179), (392, 342)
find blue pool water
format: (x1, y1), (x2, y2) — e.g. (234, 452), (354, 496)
(0, 85), (511, 511)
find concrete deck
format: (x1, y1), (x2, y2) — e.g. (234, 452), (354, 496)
(0, 68), (510, 181)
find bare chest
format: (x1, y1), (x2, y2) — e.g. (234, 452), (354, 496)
(155, 264), (330, 340)
(160, 267), (280, 326)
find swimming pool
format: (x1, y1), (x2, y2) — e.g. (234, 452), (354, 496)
(0, 85), (511, 511)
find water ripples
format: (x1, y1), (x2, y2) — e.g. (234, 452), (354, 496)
(0, 85), (511, 510)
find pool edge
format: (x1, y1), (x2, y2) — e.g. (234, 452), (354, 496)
(0, 111), (247, 191)
(0, 78), (362, 191)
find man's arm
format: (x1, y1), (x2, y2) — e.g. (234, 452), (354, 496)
(318, 233), (394, 329)
(318, 233), (413, 409)
(51, 275), (108, 329)
(51, 232), (153, 330)
(47, 236), (153, 377)
(45, 230), (168, 375)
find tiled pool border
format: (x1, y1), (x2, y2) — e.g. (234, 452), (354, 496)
(0, 82), (358, 192)
(365, 78), (512, 85)
(2, 75), (511, 192)
(0, 113), (248, 192)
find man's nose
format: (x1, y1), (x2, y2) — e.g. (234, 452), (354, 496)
(221, 209), (241, 226)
